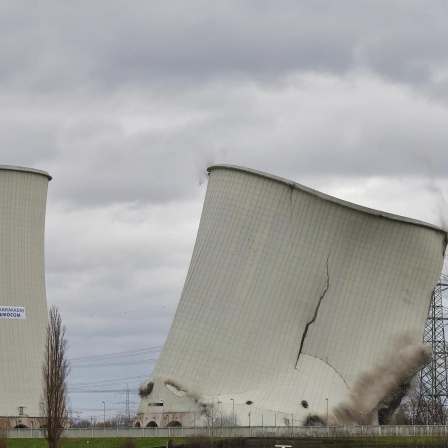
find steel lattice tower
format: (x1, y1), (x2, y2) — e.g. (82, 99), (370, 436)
(419, 275), (448, 424)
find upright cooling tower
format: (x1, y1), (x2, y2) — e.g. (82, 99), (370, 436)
(0, 165), (51, 428)
(135, 165), (447, 428)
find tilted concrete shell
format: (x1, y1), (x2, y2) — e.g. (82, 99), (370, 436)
(136, 165), (447, 428)
(0, 165), (51, 427)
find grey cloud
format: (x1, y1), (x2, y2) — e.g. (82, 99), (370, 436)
(4, 1), (448, 94)
(0, 2), (356, 88)
(45, 118), (207, 206)
(98, 9), (356, 86)
(0, 92), (59, 167)
(356, 26), (448, 88)
(185, 77), (448, 180)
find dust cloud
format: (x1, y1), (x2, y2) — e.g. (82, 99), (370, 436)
(313, 341), (432, 426)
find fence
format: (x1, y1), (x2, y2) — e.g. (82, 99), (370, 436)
(8, 425), (448, 439)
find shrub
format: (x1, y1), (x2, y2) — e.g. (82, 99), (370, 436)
(119, 438), (136, 448)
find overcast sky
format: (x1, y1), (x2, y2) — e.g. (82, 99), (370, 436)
(2, 1), (448, 422)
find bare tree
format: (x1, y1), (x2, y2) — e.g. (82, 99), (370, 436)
(42, 306), (70, 448)
(392, 375), (448, 425)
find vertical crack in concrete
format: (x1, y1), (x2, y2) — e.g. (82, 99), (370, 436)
(296, 256), (330, 366)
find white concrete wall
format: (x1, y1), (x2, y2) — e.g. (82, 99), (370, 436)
(136, 165), (447, 428)
(0, 166), (51, 421)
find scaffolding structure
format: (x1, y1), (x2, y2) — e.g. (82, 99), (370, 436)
(419, 275), (448, 424)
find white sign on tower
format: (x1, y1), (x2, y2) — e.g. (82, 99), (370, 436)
(0, 306), (26, 319)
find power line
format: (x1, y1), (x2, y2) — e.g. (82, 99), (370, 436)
(69, 374), (147, 388)
(68, 389), (138, 394)
(64, 303), (177, 321)
(71, 359), (157, 368)
(66, 346), (159, 416)
(69, 345), (162, 363)
(69, 345), (163, 362)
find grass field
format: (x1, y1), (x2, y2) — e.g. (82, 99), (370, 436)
(4, 436), (448, 448)
(4, 438), (169, 448)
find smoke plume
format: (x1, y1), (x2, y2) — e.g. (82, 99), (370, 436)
(419, 153), (448, 231)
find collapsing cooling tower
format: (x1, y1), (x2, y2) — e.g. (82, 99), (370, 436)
(135, 165), (447, 428)
(0, 165), (51, 428)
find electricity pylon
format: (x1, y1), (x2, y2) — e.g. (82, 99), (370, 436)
(419, 275), (448, 424)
